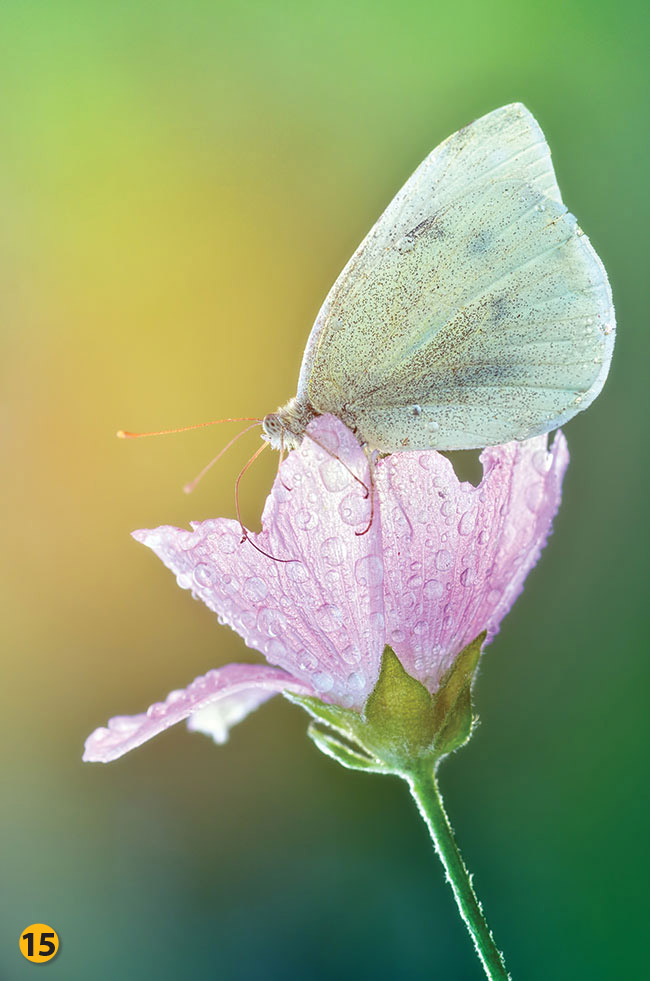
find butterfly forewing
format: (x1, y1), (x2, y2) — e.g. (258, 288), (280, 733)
(297, 103), (614, 451)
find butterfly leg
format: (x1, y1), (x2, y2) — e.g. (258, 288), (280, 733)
(277, 431), (292, 492)
(355, 447), (377, 537)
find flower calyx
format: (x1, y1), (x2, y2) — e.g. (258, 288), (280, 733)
(286, 632), (485, 775)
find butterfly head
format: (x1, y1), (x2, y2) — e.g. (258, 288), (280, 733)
(261, 398), (317, 451)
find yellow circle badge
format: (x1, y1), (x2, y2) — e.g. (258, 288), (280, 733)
(19, 924), (59, 963)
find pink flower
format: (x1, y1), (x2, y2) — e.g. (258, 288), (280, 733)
(84, 415), (568, 763)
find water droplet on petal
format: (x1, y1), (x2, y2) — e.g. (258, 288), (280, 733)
(369, 610), (385, 634)
(193, 563), (214, 587)
(166, 689), (186, 705)
(285, 560), (309, 583)
(458, 510), (476, 536)
(423, 579), (443, 600)
(391, 503), (413, 542)
(243, 576), (268, 603)
(266, 638), (288, 661)
(257, 607), (287, 637)
(147, 702), (167, 719)
(459, 567), (474, 587)
(216, 532), (239, 555)
(320, 459), (349, 493)
(298, 651), (318, 671)
(341, 645), (362, 665)
(294, 507), (318, 531)
(320, 537), (345, 566)
(315, 604), (344, 632)
(435, 549), (452, 571)
(339, 492), (368, 527)
(312, 671), (334, 693)
(354, 554), (384, 588)
(347, 671), (365, 690)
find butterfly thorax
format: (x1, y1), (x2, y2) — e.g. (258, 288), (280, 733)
(261, 398), (318, 451)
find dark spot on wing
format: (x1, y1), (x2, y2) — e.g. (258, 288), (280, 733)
(490, 295), (509, 321)
(468, 230), (491, 253)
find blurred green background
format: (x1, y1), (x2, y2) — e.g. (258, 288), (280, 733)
(1, 1), (647, 978)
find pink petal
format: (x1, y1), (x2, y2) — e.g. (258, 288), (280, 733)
(83, 663), (313, 763)
(378, 433), (569, 691)
(133, 416), (385, 708)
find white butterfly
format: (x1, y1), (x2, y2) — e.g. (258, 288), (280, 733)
(262, 103), (614, 453)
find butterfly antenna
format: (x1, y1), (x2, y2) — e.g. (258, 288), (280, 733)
(117, 417), (262, 439)
(235, 443), (297, 564)
(302, 430), (369, 497)
(183, 422), (262, 494)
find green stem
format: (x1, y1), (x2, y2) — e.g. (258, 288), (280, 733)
(407, 765), (510, 980)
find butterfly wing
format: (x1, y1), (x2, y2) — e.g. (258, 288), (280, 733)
(298, 104), (614, 451)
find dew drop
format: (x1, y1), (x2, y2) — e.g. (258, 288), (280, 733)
(257, 607), (287, 637)
(458, 510), (476, 536)
(266, 638), (288, 661)
(285, 560), (309, 583)
(423, 579), (443, 600)
(312, 671), (334, 693)
(193, 563), (214, 587)
(354, 554), (384, 587)
(391, 503), (413, 543)
(339, 491), (368, 527)
(459, 567), (474, 587)
(347, 671), (365, 690)
(298, 650), (318, 671)
(166, 689), (186, 705)
(411, 404), (422, 417)
(146, 703), (167, 720)
(435, 549), (452, 571)
(216, 532), (238, 555)
(294, 507), (318, 531)
(341, 645), (362, 665)
(369, 610), (385, 634)
(243, 576), (268, 603)
(320, 459), (349, 493)
(320, 536), (345, 566)
(315, 603), (344, 632)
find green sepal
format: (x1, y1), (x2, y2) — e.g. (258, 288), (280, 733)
(306, 724), (386, 773)
(363, 647), (437, 765)
(431, 632), (485, 756)
(283, 692), (367, 744)
(286, 634), (486, 774)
